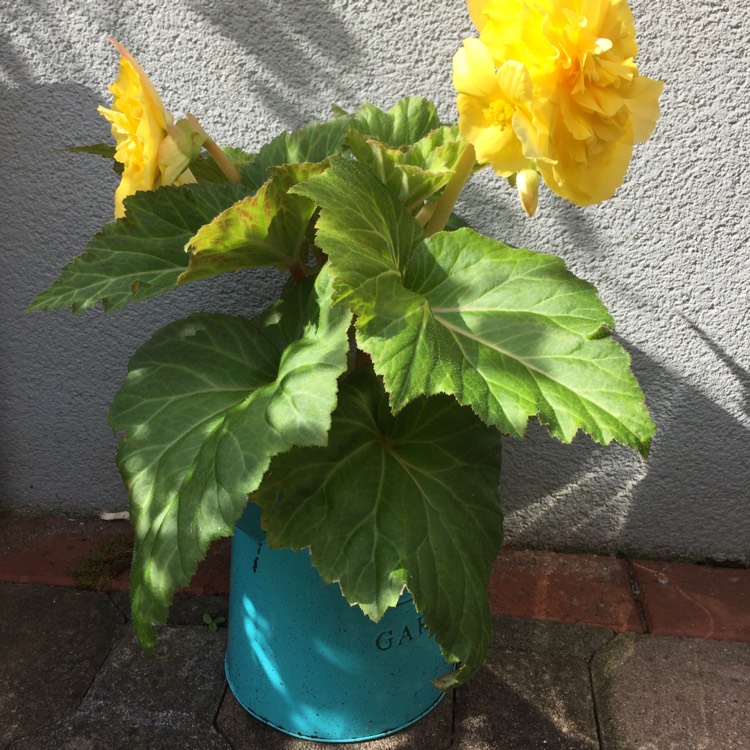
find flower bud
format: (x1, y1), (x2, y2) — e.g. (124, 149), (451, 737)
(516, 168), (540, 217)
(159, 117), (207, 185)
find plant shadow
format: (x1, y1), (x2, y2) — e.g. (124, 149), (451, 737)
(501, 332), (750, 564)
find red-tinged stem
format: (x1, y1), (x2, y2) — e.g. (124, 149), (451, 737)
(288, 261), (308, 282)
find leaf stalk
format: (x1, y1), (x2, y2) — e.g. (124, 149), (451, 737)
(423, 144), (476, 237)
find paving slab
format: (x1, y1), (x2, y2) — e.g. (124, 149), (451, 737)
(592, 632), (750, 750)
(9, 625), (229, 749)
(9, 724), (230, 750)
(489, 614), (613, 659)
(0, 584), (123, 749)
(217, 686), (454, 749)
(633, 560), (750, 641)
(489, 549), (643, 633)
(453, 616), (607, 750)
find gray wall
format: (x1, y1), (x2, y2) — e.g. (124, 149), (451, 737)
(2, 0), (748, 563)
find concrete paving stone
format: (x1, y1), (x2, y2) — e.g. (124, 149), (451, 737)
(490, 615), (613, 660)
(591, 632), (750, 750)
(633, 560), (750, 641)
(75, 624), (228, 726)
(489, 549), (643, 633)
(216, 682), (455, 749)
(166, 594), (230, 627)
(8, 625), (229, 748)
(454, 616), (602, 750)
(0, 584), (123, 749)
(8, 722), (230, 750)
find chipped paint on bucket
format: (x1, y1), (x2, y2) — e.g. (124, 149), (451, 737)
(225, 503), (450, 743)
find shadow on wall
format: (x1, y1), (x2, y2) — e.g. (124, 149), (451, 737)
(502, 334), (750, 564)
(0, 36), (118, 510)
(0, 51), (282, 515)
(182, 0), (365, 124)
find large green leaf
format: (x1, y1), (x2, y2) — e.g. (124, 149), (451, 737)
(30, 183), (248, 314)
(109, 267), (351, 649)
(294, 157), (655, 456)
(241, 116), (352, 191)
(180, 163), (326, 284)
(255, 367), (503, 687)
(350, 97), (442, 148)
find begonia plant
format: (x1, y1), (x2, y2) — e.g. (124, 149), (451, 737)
(32, 0), (662, 686)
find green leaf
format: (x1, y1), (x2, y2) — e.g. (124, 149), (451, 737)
(180, 163), (326, 285)
(241, 116), (352, 191)
(255, 367), (503, 687)
(347, 124), (471, 211)
(293, 157), (423, 311)
(30, 182), (249, 314)
(108, 267), (351, 649)
(294, 157), (655, 457)
(445, 212), (469, 232)
(62, 143), (123, 174)
(65, 143), (117, 159)
(346, 134), (441, 211)
(350, 97), (442, 148)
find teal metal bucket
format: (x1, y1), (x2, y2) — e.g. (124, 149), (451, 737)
(225, 503), (450, 743)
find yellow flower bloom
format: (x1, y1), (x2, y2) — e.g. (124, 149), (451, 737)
(453, 38), (541, 177)
(98, 40), (196, 218)
(459, 0), (664, 206)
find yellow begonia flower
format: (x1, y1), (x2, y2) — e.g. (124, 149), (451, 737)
(98, 40), (196, 218)
(453, 38), (542, 177)
(458, 0), (664, 206)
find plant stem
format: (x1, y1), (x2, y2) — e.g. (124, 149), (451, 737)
(204, 138), (242, 184)
(414, 200), (437, 228)
(288, 261), (307, 282)
(423, 144), (476, 237)
(187, 113), (242, 184)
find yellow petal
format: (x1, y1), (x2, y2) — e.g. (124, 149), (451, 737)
(495, 60), (532, 106)
(626, 75), (664, 142)
(468, 0), (489, 30)
(453, 38), (498, 99)
(108, 39), (170, 131)
(474, 125), (527, 176)
(512, 110), (549, 161)
(456, 94), (492, 142)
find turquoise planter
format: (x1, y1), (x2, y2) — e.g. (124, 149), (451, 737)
(225, 503), (451, 743)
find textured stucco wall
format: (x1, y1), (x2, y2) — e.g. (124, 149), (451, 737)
(1, 0), (748, 562)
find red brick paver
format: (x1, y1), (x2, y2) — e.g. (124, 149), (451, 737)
(0, 516), (132, 587)
(4, 516), (749, 643)
(109, 538), (231, 594)
(488, 549), (643, 633)
(0, 517), (231, 595)
(632, 560), (750, 642)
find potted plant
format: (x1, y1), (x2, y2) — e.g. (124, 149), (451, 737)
(31, 0), (662, 742)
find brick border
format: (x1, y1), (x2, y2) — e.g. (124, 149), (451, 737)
(1, 516), (747, 642)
